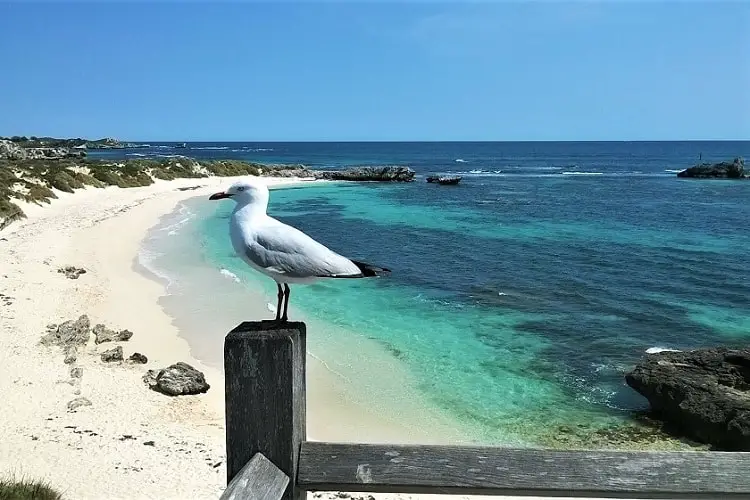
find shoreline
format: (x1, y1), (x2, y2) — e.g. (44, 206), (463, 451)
(134, 187), (472, 446)
(0, 175), (467, 499)
(0, 175), (306, 498)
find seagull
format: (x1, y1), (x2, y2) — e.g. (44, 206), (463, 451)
(209, 178), (391, 322)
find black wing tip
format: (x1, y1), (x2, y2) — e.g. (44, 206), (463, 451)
(351, 260), (391, 277)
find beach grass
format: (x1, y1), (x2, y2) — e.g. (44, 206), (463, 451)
(0, 477), (63, 500)
(0, 156), (304, 227)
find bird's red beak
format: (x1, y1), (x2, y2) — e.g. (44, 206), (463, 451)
(209, 192), (231, 200)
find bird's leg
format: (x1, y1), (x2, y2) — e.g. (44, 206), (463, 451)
(275, 283), (284, 322)
(281, 283), (291, 322)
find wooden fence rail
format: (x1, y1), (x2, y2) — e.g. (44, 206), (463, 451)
(222, 321), (750, 500)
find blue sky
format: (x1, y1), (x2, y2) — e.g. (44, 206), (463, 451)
(0, 1), (748, 141)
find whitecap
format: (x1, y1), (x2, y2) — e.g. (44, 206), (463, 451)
(646, 347), (682, 354)
(455, 158), (466, 163)
(664, 169), (684, 173)
(561, 171), (604, 175)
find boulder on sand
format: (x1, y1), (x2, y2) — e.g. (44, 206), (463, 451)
(625, 347), (750, 450)
(143, 362), (209, 396)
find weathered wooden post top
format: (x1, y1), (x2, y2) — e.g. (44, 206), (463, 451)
(221, 321), (750, 500)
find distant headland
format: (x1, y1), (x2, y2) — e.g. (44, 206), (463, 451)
(0, 136), (415, 230)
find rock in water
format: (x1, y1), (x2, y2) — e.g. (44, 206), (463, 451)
(625, 347), (750, 450)
(676, 157), (746, 179)
(93, 324), (133, 344)
(313, 166), (416, 182)
(143, 362), (210, 396)
(101, 346), (123, 362)
(40, 315), (91, 346)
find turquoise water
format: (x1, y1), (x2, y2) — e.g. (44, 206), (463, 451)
(137, 141), (750, 446)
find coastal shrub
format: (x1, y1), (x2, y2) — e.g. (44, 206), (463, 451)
(72, 171), (105, 188)
(0, 477), (63, 500)
(48, 171), (83, 193)
(90, 167), (124, 187)
(26, 182), (57, 204)
(0, 198), (25, 229)
(204, 160), (263, 177)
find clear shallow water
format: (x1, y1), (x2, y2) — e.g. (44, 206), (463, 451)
(134, 141), (750, 446)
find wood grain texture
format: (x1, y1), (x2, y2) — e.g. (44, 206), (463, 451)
(298, 442), (750, 498)
(220, 453), (290, 500)
(225, 321), (306, 500)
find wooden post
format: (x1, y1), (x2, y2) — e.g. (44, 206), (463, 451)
(225, 321), (306, 500)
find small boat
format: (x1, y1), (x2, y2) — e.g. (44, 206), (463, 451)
(426, 175), (462, 185)
(174, 142), (187, 149)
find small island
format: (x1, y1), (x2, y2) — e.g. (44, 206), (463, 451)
(676, 157), (746, 179)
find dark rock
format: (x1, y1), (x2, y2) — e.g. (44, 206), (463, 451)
(313, 166), (416, 182)
(93, 324), (133, 344)
(40, 315), (91, 346)
(625, 347), (750, 450)
(57, 266), (87, 279)
(143, 440), (155, 446)
(677, 157), (746, 179)
(101, 346), (123, 362)
(127, 352), (148, 364)
(143, 362), (210, 396)
(70, 367), (83, 379)
(67, 397), (92, 411)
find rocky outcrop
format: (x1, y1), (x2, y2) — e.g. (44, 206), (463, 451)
(143, 362), (210, 396)
(0, 139), (85, 160)
(0, 139), (27, 159)
(40, 315), (91, 347)
(677, 157), (746, 179)
(625, 347), (750, 450)
(313, 166), (415, 182)
(93, 324), (133, 344)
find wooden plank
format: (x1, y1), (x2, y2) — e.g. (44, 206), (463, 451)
(298, 442), (750, 498)
(225, 321), (306, 500)
(220, 453), (290, 500)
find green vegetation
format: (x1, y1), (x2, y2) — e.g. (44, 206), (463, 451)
(0, 477), (63, 500)
(0, 155), (306, 229)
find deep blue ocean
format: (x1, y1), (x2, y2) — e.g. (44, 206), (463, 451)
(105, 141), (750, 447)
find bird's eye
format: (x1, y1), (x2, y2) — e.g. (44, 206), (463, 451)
(237, 187), (245, 192)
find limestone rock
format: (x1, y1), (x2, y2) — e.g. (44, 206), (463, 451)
(677, 157), (746, 179)
(101, 346), (123, 362)
(313, 166), (416, 182)
(93, 324), (133, 344)
(0, 139), (27, 160)
(625, 347), (750, 450)
(143, 362), (209, 396)
(57, 266), (87, 279)
(67, 397), (92, 411)
(40, 315), (91, 347)
(127, 352), (148, 364)
(63, 346), (78, 364)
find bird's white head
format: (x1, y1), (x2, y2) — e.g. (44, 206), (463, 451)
(209, 177), (270, 210)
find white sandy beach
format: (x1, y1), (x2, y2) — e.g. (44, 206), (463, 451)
(0, 176), (628, 500)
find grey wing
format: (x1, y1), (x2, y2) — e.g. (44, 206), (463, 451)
(246, 221), (363, 278)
